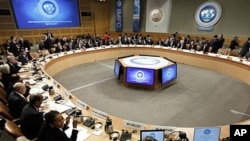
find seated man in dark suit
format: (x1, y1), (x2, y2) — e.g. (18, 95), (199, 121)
(20, 94), (44, 140)
(7, 55), (21, 74)
(18, 50), (30, 65)
(8, 82), (28, 119)
(38, 110), (79, 141)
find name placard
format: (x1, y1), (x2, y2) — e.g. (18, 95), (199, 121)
(53, 80), (57, 87)
(76, 100), (88, 110)
(92, 108), (108, 119)
(123, 120), (144, 130)
(63, 91), (71, 99)
(152, 125), (176, 134)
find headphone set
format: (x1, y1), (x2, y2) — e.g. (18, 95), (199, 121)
(109, 131), (121, 141)
(90, 121), (103, 130)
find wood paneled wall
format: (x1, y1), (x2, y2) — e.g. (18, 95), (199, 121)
(0, 0), (111, 44)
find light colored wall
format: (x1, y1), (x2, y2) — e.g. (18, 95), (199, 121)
(145, 0), (172, 33)
(168, 0), (250, 37)
(110, 0), (250, 38)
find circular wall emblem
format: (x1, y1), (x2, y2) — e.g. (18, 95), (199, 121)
(38, 0), (59, 18)
(150, 9), (163, 22)
(195, 1), (222, 27)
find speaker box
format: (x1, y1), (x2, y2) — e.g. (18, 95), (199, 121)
(81, 12), (91, 16)
(0, 9), (11, 15)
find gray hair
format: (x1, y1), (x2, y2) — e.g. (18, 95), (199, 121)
(0, 64), (10, 74)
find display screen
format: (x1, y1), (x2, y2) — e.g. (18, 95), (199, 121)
(193, 127), (221, 141)
(114, 59), (121, 80)
(11, 0), (81, 29)
(126, 67), (154, 85)
(161, 63), (177, 84)
(140, 130), (164, 141)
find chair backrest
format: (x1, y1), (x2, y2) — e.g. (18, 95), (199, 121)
(217, 48), (228, 55)
(229, 49), (240, 57)
(0, 93), (8, 105)
(0, 86), (8, 105)
(0, 86), (7, 97)
(16, 136), (29, 141)
(4, 119), (24, 139)
(0, 102), (14, 120)
(29, 51), (39, 60)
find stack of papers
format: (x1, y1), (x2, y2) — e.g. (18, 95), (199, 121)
(19, 68), (29, 73)
(29, 87), (44, 95)
(65, 118), (91, 141)
(54, 100), (76, 113)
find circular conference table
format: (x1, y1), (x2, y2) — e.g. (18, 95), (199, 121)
(41, 45), (250, 141)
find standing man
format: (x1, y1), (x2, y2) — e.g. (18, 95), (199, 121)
(239, 37), (250, 57)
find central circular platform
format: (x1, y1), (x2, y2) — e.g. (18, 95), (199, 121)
(117, 55), (176, 89)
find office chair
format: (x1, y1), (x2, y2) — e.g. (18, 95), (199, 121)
(4, 119), (23, 139)
(16, 136), (29, 141)
(0, 102), (14, 121)
(229, 49), (240, 57)
(217, 48), (228, 55)
(0, 93), (8, 105)
(0, 87), (8, 105)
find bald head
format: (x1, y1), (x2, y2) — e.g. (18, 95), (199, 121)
(13, 82), (26, 94)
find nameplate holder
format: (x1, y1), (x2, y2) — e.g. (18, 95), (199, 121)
(63, 91), (71, 100)
(76, 100), (88, 110)
(92, 108), (108, 119)
(53, 80), (58, 87)
(123, 120), (144, 130)
(152, 125), (176, 134)
(231, 57), (240, 62)
(230, 125), (250, 141)
(242, 60), (250, 66)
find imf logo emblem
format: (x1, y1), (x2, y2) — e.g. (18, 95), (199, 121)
(204, 129), (211, 134)
(150, 9), (163, 22)
(42, 1), (56, 15)
(136, 71), (144, 79)
(167, 68), (172, 77)
(195, 1), (222, 27)
(200, 6), (216, 23)
(38, 0), (59, 18)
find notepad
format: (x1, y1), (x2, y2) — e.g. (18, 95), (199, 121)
(19, 68), (29, 72)
(65, 118), (91, 141)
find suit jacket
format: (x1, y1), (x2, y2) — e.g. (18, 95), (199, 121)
(9, 41), (19, 57)
(20, 104), (44, 140)
(240, 41), (250, 57)
(8, 91), (28, 119)
(38, 124), (78, 141)
(18, 55), (29, 65)
(228, 39), (238, 50)
(177, 43), (186, 49)
(18, 40), (31, 51)
(7, 62), (21, 74)
(210, 38), (219, 53)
